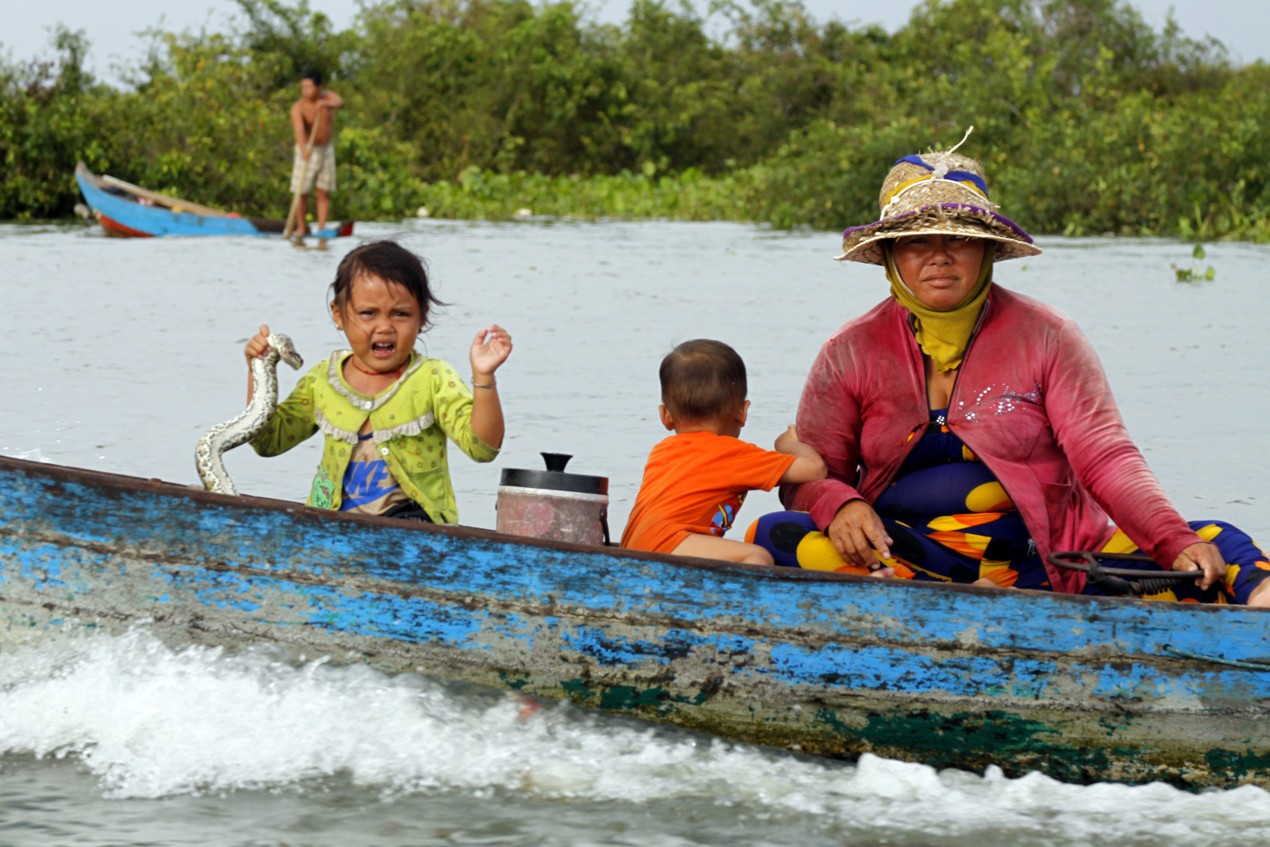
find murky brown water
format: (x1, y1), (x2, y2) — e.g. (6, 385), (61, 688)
(2, 219), (1266, 539)
(1, 220), (1268, 846)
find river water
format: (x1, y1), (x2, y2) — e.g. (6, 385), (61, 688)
(1, 219), (1269, 845)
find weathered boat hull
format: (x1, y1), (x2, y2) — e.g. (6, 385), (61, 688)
(2, 454), (1267, 788)
(74, 163), (353, 239)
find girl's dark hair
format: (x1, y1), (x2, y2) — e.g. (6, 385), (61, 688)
(659, 339), (747, 423)
(329, 240), (445, 329)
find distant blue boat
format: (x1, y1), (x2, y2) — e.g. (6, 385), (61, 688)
(2, 453), (1269, 790)
(74, 162), (354, 239)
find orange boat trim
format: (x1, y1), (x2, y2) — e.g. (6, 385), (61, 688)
(95, 210), (153, 238)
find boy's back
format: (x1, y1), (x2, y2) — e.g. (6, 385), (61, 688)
(620, 430), (795, 554)
(620, 339), (825, 565)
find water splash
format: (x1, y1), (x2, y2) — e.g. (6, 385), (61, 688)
(1, 629), (1269, 845)
(0, 447), (45, 462)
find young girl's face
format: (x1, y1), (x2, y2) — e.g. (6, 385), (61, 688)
(333, 273), (424, 374)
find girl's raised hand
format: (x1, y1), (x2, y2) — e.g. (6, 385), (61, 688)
(470, 324), (512, 380)
(245, 324), (272, 362)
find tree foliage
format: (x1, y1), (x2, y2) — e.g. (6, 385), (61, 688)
(2, 0), (1268, 240)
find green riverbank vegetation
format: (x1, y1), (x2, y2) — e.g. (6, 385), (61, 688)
(4, 0), (1270, 240)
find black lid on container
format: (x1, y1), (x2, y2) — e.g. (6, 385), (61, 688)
(499, 453), (608, 495)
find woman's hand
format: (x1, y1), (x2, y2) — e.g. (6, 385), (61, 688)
(827, 499), (893, 568)
(470, 324), (512, 381)
(1172, 542), (1226, 591)
(244, 324), (271, 362)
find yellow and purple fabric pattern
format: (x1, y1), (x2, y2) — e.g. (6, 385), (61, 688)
(1086, 522), (1270, 604)
(750, 408), (1050, 588)
(749, 409), (1270, 603)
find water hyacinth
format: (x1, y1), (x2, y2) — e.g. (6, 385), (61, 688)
(1172, 243), (1217, 281)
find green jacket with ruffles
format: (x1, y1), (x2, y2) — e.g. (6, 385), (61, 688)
(249, 350), (498, 523)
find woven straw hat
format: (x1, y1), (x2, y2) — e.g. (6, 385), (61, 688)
(837, 146), (1040, 265)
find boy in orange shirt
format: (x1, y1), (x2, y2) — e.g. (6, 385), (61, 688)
(621, 339), (828, 564)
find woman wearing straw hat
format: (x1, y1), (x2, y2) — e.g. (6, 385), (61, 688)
(752, 141), (1270, 604)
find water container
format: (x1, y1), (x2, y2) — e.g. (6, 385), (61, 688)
(496, 453), (610, 546)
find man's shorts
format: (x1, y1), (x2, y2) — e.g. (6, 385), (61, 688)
(290, 143), (336, 193)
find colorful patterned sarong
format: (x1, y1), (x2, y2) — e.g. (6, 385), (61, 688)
(748, 409), (1270, 603)
(749, 409), (1049, 588)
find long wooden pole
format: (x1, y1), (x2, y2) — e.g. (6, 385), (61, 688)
(99, 175), (227, 218)
(283, 103), (324, 238)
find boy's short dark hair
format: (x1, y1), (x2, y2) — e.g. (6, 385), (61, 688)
(302, 69), (323, 86)
(659, 339), (747, 422)
(330, 240), (445, 328)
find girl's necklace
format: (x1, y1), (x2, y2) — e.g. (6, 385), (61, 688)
(348, 358), (402, 379)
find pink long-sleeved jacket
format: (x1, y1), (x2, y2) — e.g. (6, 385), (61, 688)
(783, 284), (1202, 593)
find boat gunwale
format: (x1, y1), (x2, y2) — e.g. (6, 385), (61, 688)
(11, 521), (1266, 699)
(4, 453), (1264, 618)
(7, 454), (1270, 789)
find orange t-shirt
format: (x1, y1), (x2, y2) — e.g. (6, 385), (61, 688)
(620, 431), (796, 554)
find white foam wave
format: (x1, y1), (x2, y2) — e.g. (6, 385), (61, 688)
(1, 628), (1268, 845)
(0, 447), (46, 462)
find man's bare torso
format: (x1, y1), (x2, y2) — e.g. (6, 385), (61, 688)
(292, 97), (336, 147)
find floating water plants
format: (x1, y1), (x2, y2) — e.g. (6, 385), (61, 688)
(1173, 244), (1216, 281)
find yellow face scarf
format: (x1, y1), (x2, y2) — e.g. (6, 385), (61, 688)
(882, 241), (993, 373)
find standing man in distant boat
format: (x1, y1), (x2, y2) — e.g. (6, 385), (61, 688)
(290, 70), (344, 235)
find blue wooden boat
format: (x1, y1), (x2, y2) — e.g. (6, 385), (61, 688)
(2, 453), (1268, 789)
(74, 163), (354, 239)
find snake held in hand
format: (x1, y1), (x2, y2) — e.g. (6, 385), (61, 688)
(196, 333), (304, 495)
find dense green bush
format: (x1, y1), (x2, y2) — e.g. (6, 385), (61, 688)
(2, 0), (1268, 240)
(412, 165), (759, 220)
(0, 28), (105, 217)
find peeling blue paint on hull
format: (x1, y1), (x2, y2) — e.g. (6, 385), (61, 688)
(1, 455), (1268, 789)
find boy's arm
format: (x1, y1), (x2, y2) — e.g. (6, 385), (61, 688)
(775, 425), (827, 484)
(320, 90), (344, 109)
(290, 101), (309, 148)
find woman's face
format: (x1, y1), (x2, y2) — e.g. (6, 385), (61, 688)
(892, 234), (987, 311)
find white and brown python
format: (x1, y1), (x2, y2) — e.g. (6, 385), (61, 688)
(196, 333), (304, 495)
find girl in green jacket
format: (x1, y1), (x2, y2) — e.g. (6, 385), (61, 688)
(245, 240), (511, 523)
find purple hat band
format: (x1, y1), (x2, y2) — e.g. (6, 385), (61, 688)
(842, 203), (1035, 243)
